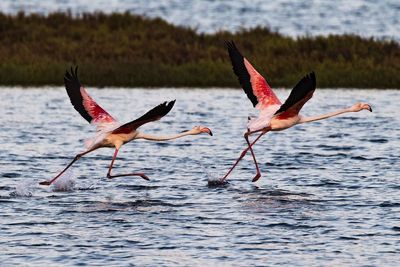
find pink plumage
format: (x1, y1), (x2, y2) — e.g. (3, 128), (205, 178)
(80, 87), (115, 124)
(223, 41), (372, 183)
(243, 59), (281, 109)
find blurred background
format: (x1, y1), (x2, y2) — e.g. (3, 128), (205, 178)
(0, 0), (399, 88)
(2, 0), (399, 38)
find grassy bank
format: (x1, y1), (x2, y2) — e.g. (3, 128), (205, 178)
(0, 12), (399, 88)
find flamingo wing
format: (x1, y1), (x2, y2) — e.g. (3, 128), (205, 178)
(64, 66), (116, 124)
(274, 72), (316, 119)
(226, 41), (281, 110)
(112, 100), (176, 134)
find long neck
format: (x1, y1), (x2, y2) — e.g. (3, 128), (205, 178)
(299, 108), (352, 124)
(136, 130), (194, 141)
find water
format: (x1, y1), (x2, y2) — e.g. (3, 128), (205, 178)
(1, 0), (399, 39)
(0, 87), (399, 266)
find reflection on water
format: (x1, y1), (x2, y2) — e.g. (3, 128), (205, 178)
(0, 87), (399, 265)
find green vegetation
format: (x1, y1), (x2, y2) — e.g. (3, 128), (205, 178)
(0, 12), (399, 88)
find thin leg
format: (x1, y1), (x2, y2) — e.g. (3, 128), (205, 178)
(106, 148), (150, 181)
(242, 127), (270, 182)
(39, 149), (94, 186)
(220, 131), (265, 182)
(244, 132), (262, 182)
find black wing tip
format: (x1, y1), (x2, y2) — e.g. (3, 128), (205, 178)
(129, 100), (176, 128)
(296, 71), (316, 89)
(306, 71), (316, 88)
(225, 40), (244, 67)
(225, 40), (235, 49)
(162, 100), (176, 108)
(274, 71), (317, 115)
(64, 65), (79, 81)
(298, 71), (317, 91)
(166, 100), (175, 112)
(225, 40), (258, 108)
(161, 100), (176, 113)
(225, 40), (242, 56)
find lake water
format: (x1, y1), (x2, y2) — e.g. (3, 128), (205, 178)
(1, 0), (399, 40)
(0, 87), (399, 266)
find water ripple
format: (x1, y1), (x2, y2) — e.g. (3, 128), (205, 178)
(0, 88), (399, 266)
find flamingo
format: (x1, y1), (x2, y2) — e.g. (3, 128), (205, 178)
(39, 67), (212, 186)
(221, 41), (372, 183)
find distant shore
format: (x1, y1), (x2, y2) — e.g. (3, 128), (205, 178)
(0, 12), (399, 88)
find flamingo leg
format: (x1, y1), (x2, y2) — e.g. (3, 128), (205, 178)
(39, 149), (94, 186)
(106, 148), (150, 181)
(244, 132), (262, 182)
(220, 131), (265, 182)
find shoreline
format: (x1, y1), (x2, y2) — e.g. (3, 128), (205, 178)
(0, 12), (399, 88)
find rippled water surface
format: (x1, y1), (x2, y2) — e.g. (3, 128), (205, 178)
(1, 0), (399, 39)
(1, 88), (399, 266)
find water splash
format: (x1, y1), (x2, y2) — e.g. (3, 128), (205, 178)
(200, 163), (229, 187)
(52, 168), (76, 192)
(0, 88), (396, 266)
(9, 180), (36, 197)
(207, 176), (229, 187)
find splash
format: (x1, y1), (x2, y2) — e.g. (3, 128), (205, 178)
(10, 181), (35, 197)
(200, 164), (229, 187)
(52, 168), (76, 192)
(207, 176), (229, 187)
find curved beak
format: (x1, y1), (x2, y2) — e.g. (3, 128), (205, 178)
(202, 127), (213, 136)
(366, 104), (372, 112)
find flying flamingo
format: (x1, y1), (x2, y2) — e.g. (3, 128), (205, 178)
(221, 41), (372, 183)
(40, 67), (212, 186)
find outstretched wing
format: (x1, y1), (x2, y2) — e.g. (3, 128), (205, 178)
(64, 66), (116, 124)
(274, 72), (316, 119)
(112, 101), (176, 134)
(226, 41), (281, 110)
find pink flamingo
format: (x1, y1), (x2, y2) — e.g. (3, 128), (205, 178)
(221, 41), (372, 183)
(40, 67), (212, 186)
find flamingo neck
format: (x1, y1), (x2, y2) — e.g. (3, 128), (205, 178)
(136, 130), (195, 141)
(299, 107), (352, 124)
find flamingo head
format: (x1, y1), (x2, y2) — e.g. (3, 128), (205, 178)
(350, 102), (372, 112)
(190, 126), (213, 136)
